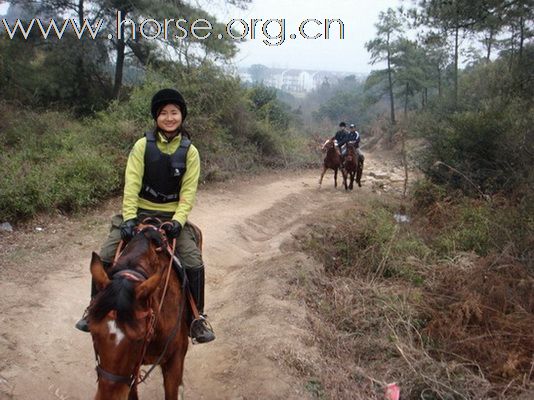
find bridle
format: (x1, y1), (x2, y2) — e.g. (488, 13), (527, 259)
(93, 267), (156, 388)
(93, 220), (187, 392)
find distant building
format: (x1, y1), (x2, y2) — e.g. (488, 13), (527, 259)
(237, 66), (365, 94)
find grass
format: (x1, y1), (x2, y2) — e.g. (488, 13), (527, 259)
(292, 195), (534, 399)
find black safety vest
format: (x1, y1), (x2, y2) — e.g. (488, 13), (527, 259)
(138, 131), (191, 204)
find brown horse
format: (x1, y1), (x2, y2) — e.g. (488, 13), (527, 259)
(88, 224), (191, 400)
(319, 139), (342, 188)
(342, 142), (363, 190)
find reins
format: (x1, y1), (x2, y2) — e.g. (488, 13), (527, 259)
(135, 253), (187, 387)
(132, 237), (187, 388)
(130, 234), (175, 390)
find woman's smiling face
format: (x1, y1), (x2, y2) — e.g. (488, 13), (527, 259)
(157, 103), (183, 134)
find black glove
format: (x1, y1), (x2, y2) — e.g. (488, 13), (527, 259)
(162, 220), (182, 239)
(119, 218), (137, 240)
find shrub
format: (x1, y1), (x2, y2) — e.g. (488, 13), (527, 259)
(0, 108), (123, 221)
(302, 201), (432, 283)
(411, 179), (447, 210)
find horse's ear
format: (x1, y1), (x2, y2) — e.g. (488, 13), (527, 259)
(135, 272), (161, 302)
(90, 252), (110, 290)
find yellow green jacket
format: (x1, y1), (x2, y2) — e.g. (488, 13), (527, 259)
(122, 132), (200, 226)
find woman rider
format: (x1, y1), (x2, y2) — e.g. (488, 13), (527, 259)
(75, 88), (215, 344)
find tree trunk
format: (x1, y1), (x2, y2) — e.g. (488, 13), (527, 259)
(454, 24), (459, 107)
(401, 129), (408, 199)
(404, 81), (409, 117)
(74, 0), (88, 113)
(486, 28), (493, 61)
(519, 15), (524, 64)
(421, 88), (425, 110)
(387, 33), (396, 128)
(78, 0), (84, 27)
(438, 67), (442, 97)
(421, 87), (427, 109)
(509, 25), (515, 71)
(113, 9), (127, 99)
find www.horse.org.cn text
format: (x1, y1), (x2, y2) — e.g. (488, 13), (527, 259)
(1, 12), (345, 47)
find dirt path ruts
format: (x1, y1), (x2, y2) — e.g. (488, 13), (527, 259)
(0, 153), (392, 400)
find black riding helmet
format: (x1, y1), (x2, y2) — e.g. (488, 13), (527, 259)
(151, 88), (188, 121)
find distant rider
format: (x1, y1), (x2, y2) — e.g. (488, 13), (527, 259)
(346, 123), (365, 165)
(330, 121), (348, 156)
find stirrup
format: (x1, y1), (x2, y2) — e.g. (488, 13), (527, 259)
(190, 315), (215, 344)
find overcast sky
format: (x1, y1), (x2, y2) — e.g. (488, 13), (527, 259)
(207, 0), (404, 73)
(0, 0), (404, 73)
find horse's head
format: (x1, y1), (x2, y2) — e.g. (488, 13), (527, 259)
(88, 228), (169, 399)
(344, 142), (357, 162)
(322, 139), (341, 161)
(322, 139), (335, 152)
(346, 142), (357, 153)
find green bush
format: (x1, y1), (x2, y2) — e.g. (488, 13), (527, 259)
(411, 179), (447, 210)
(432, 202), (493, 256)
(411, 185), (533, 264)
(0, 107), (123, 221)
(303, 201), (432, 284)
(412, 57), (534, 197)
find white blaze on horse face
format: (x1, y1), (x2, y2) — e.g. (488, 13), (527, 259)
(107, 320), (125, 346)
(178, 384), (185, 400)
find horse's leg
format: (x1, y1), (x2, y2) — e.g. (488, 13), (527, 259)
(319, 166), (327, 185)
(342, 167), (348, 190)
(162, 351), (187, 400)
(356, 160), (363, 187)
(334, 167), (338, 188)
(349, 171), (355, 190)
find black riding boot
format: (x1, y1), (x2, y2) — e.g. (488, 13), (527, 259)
(75, 262), (110, 332)
(186, 266), (215, 343)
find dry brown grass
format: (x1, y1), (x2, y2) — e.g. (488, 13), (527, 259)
(423, 254), (534, 385)
(292, 202), (534, 399)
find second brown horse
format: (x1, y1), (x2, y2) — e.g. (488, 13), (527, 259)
(342, 143), (363, 190)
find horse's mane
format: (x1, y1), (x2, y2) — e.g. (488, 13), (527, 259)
(88, 229), (166, 324)
(89, 278), (137, 324)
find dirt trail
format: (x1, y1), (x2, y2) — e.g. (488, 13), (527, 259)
(0, 153), (403, 400)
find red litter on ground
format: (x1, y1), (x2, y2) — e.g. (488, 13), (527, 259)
(385, 383), (400, 400)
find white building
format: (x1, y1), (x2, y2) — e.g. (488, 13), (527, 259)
(237, 66), (364, 94)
